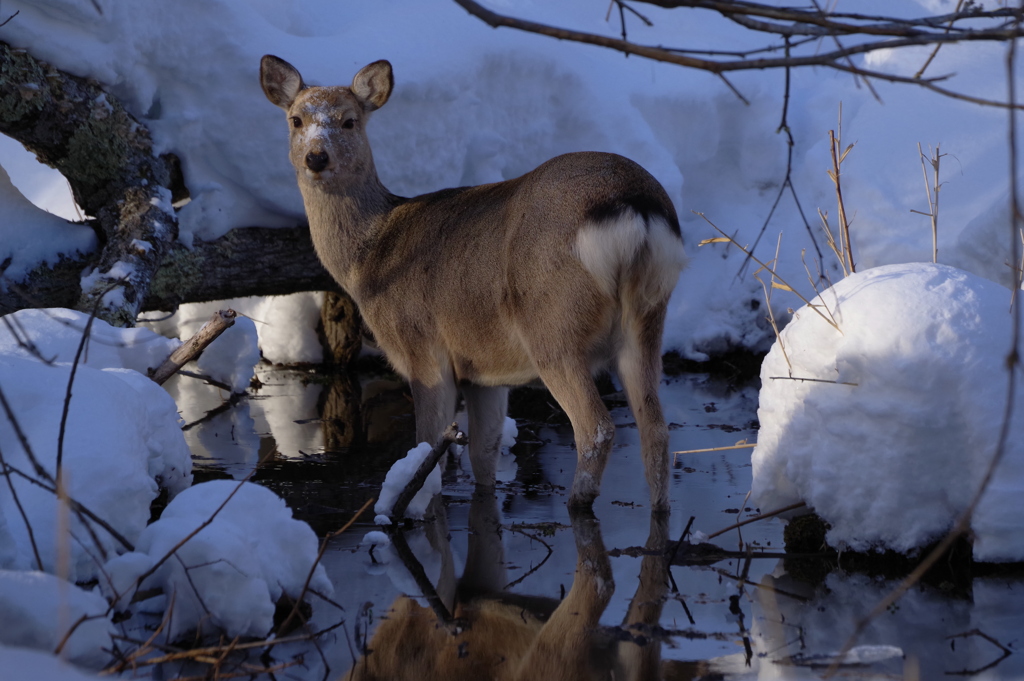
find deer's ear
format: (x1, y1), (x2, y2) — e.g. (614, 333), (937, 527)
(261, 55), (305, 109)
(351, 60), (393, 112)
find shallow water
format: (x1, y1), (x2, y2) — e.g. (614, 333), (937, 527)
(163, 366), (1024, 680)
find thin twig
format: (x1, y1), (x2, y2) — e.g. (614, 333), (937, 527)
(504, 526), (556, 589)
(673, 442), (756, 455)
(121, 472), (255, 606)
(707, 501), (807, 540)
(0, 443), (43, 570)
(914, 0), (967, 79)
(453, 0), (1024, 109)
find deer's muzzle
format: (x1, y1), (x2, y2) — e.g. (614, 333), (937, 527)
(305, 151), (329, 173)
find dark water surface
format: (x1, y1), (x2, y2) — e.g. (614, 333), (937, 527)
(163, 367), (1024, 680)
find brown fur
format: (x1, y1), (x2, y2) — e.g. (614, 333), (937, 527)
(260, 56), (686, 509)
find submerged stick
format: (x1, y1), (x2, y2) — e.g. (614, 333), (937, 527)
(149, 309), (237, 385)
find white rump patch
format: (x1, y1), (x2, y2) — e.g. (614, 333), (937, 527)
(574, 213), (647, 298)
(573, 213), (686, 303)
(643, 215), (688, 303)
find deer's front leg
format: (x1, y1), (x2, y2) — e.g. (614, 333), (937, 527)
(461, 383), (509, 488)
(410, 367), (458, 447)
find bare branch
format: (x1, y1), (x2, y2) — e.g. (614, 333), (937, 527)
(149, 309), (237, 385)
(453, 0), (1024, 108)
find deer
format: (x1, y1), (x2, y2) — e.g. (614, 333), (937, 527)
(259, 56), (686, 511)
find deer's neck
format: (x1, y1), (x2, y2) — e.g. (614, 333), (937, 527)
(301, 173), (401, 293)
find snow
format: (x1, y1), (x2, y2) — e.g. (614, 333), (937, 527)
(0, 570), (114, 669)
(751, 262), (1024, 561)
(195, 315), (259, 393)
(0, 351), (190, 581)
(0, 308), (330, 666)
(3, 0), (1021, 362)
(104, 480), (333, 642)
(374, 442), (442, 522)
(141, 292), (324, 365)
(2, 0), (1024, 671)
(0, 307), (181, 374)
(0, 164), (94, 284)
(0, 645), (105, 681)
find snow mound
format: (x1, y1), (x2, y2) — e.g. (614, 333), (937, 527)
(196, 315), (260, 393)
(0, 645), (105, 681)
(0, 570), (114, 669)
(374, 443), (441, 522)
(0, 308), (180, 374)
(0, 354), (192, 581)
(141, 292), (324, 365)
(751, 262), (1024, 561)
(104, 480), (332, 642)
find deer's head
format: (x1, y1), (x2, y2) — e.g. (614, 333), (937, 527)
(260, 56), (393, 188)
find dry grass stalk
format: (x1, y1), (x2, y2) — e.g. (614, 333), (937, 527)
(672, 441), (755, 465)
(827, 104), (856, 275)
(911, 142), (943, 263)
(673, 442), (755, 456)
(752, 233), (795, 374)
(698, 214), (841, 333)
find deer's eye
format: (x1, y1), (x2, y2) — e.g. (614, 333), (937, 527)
(342, 118), (355, 129)
(290, 116), (303, 129)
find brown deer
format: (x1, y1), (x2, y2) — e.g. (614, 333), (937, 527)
(260, 56), (686, 510)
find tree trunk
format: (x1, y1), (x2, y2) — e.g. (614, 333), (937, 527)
(0, 41), (175, 326)
(0, 41), (349, 332)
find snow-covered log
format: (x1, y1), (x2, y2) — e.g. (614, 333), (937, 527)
(0, 40), (175, 326)
(0, 41), (344, 329)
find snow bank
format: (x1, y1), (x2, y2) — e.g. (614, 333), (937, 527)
(0, 570), (114, 669)
(104, 480), (333, 642)
(0, 307), (180, 373)
(0, 645), (104, 681)
(0, 352), (192, 581)
(6, 1), (1019, 360)
(751, 263), (1024, 561)
(0, 164), (94, 284)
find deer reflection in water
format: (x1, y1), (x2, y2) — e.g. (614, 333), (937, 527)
(343, 493), (669, 681)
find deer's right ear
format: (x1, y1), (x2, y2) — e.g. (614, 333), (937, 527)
(260, 55), (305, 109)
(351, 60), (394, 112)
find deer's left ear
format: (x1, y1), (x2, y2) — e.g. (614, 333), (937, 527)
(261, 55), (305, 109)
(351, 60), (393, 112)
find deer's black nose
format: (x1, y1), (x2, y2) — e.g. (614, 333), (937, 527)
(305, 151), (329, 173)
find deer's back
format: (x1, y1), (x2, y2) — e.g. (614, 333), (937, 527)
(351, 152), (679, 384)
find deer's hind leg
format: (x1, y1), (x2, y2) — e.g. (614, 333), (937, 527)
(536, 360), (615, 508)
(616, 302), (671, 512)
